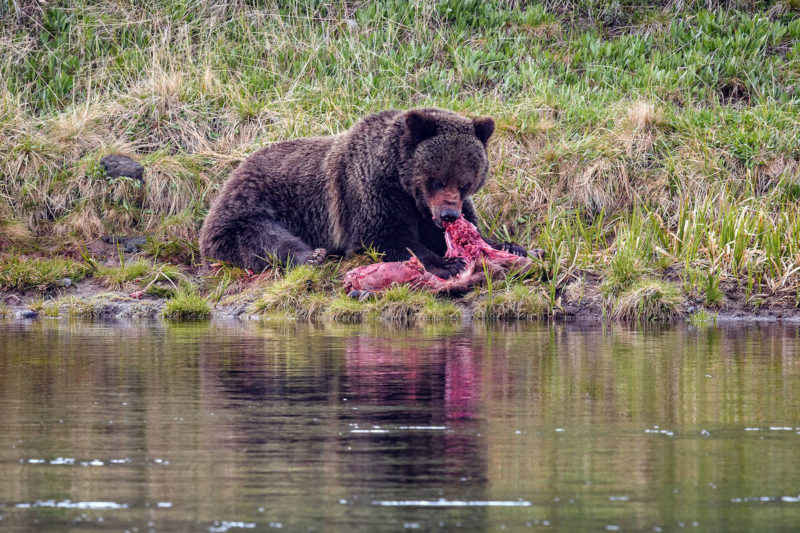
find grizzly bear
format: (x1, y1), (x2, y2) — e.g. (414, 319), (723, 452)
(199, 108), (527, 279)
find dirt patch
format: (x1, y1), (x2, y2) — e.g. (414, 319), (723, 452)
(718, 79), (751, 106)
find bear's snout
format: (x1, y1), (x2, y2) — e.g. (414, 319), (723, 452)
(430, 202), (462, 227)
(429, 187), (463, 227)
(439, 207), (460, 223)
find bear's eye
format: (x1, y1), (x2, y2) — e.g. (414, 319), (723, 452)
(459, 185), (469, 196)
(432, 180), (445, 190)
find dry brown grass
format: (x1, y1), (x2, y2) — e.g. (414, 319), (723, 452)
(617, 100), (661, 156)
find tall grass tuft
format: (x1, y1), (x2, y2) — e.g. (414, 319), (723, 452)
(163, 284), (210, 320)
(613, 279), (684, 323)
(250, 265), (322, 315)
(472, 284), (549, 320)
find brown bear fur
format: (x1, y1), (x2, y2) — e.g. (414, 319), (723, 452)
(199, 107), (525, 278)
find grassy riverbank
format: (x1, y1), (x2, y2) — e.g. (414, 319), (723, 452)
(2, 1), (800, 323)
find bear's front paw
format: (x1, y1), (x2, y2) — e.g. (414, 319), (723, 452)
(495, 241), (528, 257)
(528, 248), (546, 260)
(429, 256), (466, 279)
(304, 248), (327, 266)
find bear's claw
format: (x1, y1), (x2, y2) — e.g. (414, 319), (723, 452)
(432, 256), (466, 279)
(495, 242), (528, 257)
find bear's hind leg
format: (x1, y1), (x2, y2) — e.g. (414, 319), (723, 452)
(240, 218), (327, 270)
(204, 216), (325, 272)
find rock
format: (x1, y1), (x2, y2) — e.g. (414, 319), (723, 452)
(347, 289), (373, 301)
(101, 235), (148, 253)
(3, 294), (21, 306)
(61, 278), (72, 288)
(99, 155), (144, 181)
(19, 310), (38, 319)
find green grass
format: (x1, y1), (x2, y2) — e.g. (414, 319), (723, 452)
(703, 270), (725, 307)
(0, 255), (92, 291)
(95, 259), (186, 295)
(250, 264), (323, 315)
(419, 299), (462, 323)
(97, 260), (151, 288)
(2, 1), (800, 321)
(324, 294), (370, 324)
(688, 309), (717, 327)
(162, 284), (210, 320)
(43, 302), (60, 318)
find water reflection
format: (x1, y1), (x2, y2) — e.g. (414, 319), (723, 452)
(203, 329), (491, 530)
(0, 321), (798, 531)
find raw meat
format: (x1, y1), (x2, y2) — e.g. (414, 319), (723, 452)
(343, 216), (534, 296)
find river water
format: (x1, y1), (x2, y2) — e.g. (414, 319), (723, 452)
(0, 320), (798, 532)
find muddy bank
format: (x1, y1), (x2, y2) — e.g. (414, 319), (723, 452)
(4, 235), (800, 324)
(4, 272), (800, 325)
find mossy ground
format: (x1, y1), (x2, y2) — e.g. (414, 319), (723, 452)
(2, 1), (800, 322)
(56, 292), (164, 319)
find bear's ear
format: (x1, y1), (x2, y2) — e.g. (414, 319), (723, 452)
(473, 116), (495, 146)
(405, 110), (438, 145)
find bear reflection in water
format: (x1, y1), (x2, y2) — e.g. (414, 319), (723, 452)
(343, 335), (481, 421)
(210, 333), (488, 503)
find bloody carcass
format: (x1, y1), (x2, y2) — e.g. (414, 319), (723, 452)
(342, 216), (536, 296)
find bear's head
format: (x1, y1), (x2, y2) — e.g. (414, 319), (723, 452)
(401, 108), (495, 228)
